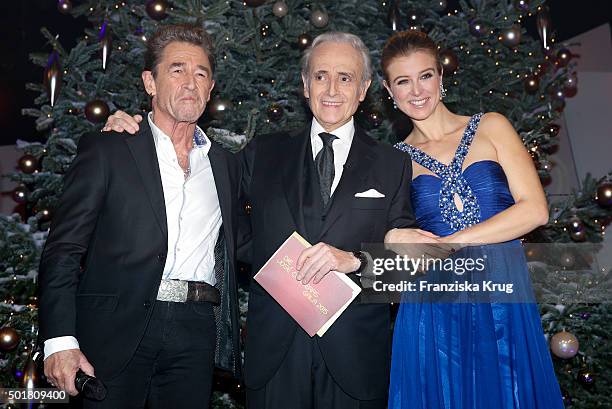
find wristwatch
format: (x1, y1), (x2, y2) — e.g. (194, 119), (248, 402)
(352, 251), (368, 274)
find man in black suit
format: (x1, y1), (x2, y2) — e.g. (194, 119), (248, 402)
(101, 31), (415, 409)
(38, 24), (240, 408)
(240, 32), (414, 409)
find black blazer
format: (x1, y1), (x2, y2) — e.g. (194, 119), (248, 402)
(239, 125), (414, 400)
(38, 120), (241, 379)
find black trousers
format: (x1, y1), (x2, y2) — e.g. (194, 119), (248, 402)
(246, 329), (386, 409)
(82, 300), (216, 409)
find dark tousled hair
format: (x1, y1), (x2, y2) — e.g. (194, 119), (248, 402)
(381, 31), (442, 81)
(144, 24), (216, 77)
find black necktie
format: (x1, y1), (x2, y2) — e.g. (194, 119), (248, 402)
(315, 132), (338, 207)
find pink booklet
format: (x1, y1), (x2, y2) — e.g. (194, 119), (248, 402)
(254, 232), (362, 337)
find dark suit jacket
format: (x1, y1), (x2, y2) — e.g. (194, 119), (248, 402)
(239, 125), (414, 400)
(38, 120), (241, 379)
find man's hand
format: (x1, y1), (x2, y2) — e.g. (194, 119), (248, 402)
(101, 110), (143, 134)
(44, 349), (95, 396)
(296, 243), (360, 285)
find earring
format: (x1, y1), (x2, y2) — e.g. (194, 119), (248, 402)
(439, 81), (447, 99)
(388, 94), (398, 109)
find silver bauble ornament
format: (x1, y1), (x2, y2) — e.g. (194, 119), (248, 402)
(501, 25), (521, 47)
(272, 1), (288, 18)
(550, 331), (579, 359)
(310, 10), (329, 28)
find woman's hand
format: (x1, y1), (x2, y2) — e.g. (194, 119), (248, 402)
(385, 228), (449, 264)
(385, 228), (440, 244)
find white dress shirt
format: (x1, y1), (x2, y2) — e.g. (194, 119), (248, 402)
(149, 113), (222, 284)
(310, 117), (355, 195)
(44, 113), (222, 359)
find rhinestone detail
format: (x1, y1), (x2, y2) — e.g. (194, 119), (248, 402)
(395, 113), (483, 232)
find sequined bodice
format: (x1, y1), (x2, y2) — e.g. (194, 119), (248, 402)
(395, 113), (515, 237)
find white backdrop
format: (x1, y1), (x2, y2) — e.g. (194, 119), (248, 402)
(549, 23), (612, 270)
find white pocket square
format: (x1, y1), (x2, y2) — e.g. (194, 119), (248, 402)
(354, 189), (385, 198)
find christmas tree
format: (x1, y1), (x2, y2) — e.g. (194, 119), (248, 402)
(1, 0), (610, 408)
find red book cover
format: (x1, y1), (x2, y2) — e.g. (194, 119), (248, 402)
(254, 232), (361, 337)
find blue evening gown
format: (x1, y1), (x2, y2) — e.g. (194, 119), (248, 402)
(389, 113), (564, 409)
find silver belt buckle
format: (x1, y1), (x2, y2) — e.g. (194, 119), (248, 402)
(156, 279), (188, 302)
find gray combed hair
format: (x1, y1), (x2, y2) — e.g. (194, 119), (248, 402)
(301, 32), (372, 87)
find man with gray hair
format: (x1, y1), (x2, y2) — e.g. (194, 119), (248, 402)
(103, 31), (415, 409)
(240, 31), (414, 408)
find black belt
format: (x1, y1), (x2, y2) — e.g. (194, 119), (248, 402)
(187, 281), (220, 304)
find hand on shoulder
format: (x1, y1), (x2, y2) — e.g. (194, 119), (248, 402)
(101, 110), (143, 134)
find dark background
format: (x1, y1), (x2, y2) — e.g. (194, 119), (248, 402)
(0, 0), (610, 146)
